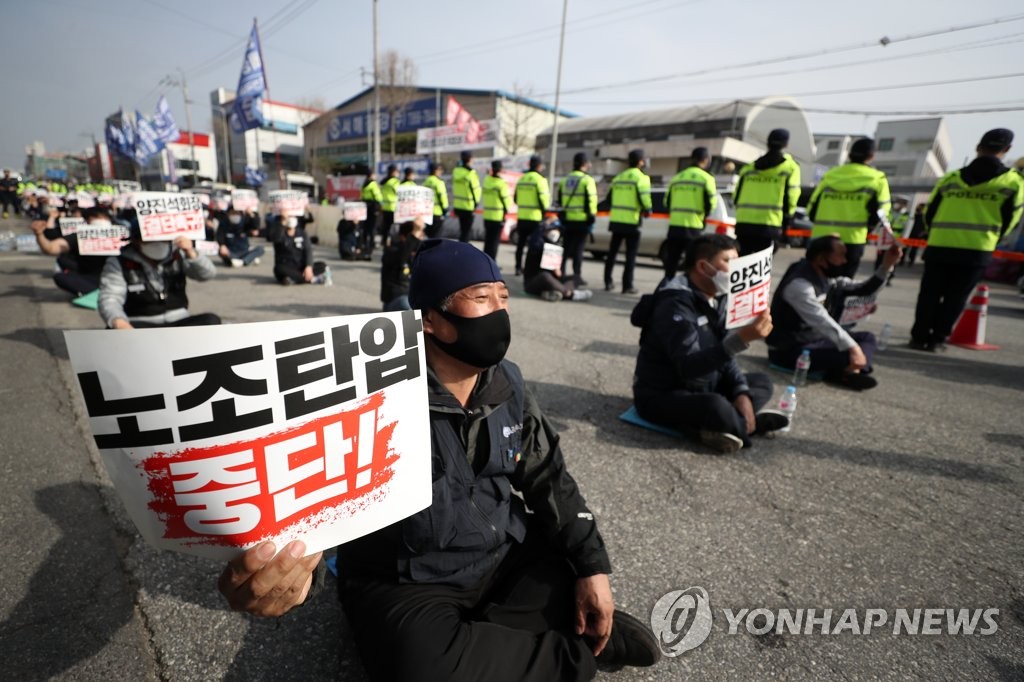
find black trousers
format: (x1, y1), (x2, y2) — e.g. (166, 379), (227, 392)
(768, 331), (877, 377)
(274, 261), (326, 284)
(53, 271), (99, 297)
(1, 192), (19, 215)
(603, 225), (640, 290)
(662, 228), (700, 280)
(129, 312), (221, 328)
(339, 532), (597, 682)
(483, 220), (503, 259)
(456, 209), (475, 242)
(633, 372), (773, 447)
(734, 224), (781, 256)
(515, 220), (541, 272)
(380, 211), (394, 240)
(561, 221), (590, 285)
(910, 259), (986, 345)
(842, 243), (866, 278)
(524, 271), (569, 298)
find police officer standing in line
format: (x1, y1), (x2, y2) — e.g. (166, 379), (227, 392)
(482, 159), (512, 260)
(733, 128), (801, 256)
(422, 161), (449, 239)
(603, 149), (652, 294)
(662, 147), (717, 280)
(558, 152), (598, 287)
(909, 128), (1024, 352)
(453, 150), (482, 242)
(380, 164), (400, 243)
(513, 155), (551, 276)
(808, 138), (891, 277)
(361, 171), (383, 256)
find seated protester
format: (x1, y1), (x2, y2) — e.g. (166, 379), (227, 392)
(336, 215), (362, 261)
(98, 230), (219, 329)
(271, 214), (329, 285)
(522, 223), (593, 302)
(766, 235), (901, 391)
(241, 206), (262, 238)
(631, 234), (788, 454)
(379, 217), (424, 311)
(218, 239), (661, 680)
(30, 207), (110, 297)
(216, 206), (265, 267)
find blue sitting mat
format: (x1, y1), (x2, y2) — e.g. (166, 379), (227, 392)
(619, 405), (685, 438)
(71, 289), (99, 310)
(768, 363), (824, 381)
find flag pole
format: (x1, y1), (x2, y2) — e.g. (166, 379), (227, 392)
(253, 18), (283, 187)
(548, 0), (568, 191)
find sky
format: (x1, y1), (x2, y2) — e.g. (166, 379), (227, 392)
(3, 0), (1023, 172)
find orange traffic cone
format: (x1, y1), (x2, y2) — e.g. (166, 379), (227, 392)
(949, 284), (1000, 350)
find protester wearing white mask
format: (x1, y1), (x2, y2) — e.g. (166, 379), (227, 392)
(628, 234), (787, 454)
(98, 227), (219, 330)
(216, 206), (265, 267)
(270, 212), (329, 285)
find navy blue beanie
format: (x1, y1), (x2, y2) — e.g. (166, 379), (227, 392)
(408, 239), (504, 309)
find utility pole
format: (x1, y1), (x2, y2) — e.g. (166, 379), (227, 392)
(372, 0), (381, 174)
(548, 0), (568, 191)
(162, 69), (198, 187)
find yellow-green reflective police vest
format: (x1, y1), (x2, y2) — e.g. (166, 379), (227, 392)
(452, 165), (481, 211)
(483, 175), (511, 222)
(608, 167), (652, 225)
(926, 169), (1024, 252)
(361, 180), (382, 204)
(808, 163), (891, 245)
(514, 171), (550, 222)
(380, 176), (399, 212)
(423, 175), (448, 217)
(665, 165), (717, 229)
(734, 155), (801, 228)
(558, 170), (597, 223)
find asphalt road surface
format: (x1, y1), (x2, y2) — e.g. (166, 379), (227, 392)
(1, 217), (1022, 681)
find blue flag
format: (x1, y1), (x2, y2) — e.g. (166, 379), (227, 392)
(120, 109), (136, 159)
(152, 95), (180, 145)
(105, 121), (129, 158)
(134, 111), (163, 165)
(245, 165), (266, 187)
(229, 23), (267, 133)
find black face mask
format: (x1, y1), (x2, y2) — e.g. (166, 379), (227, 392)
(823, 263), (846, 278)
(430, 308), (511, 369)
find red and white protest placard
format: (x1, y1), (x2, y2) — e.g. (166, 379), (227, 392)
(343, 201), (368, 223)
(270, 190), (309, 217)
(838, 294), (878, 326)
(230, 189), (259, 212)
(75, 192), (96, 209)
(394, 186), (435, 225)
(540, 243), (563, 271)
(59, 216), (85, 236)
(725, 246), (773, 329)
(63, 311), (431, 560)
(133, 192), (205, 242)
(77, 221), (131, 256)
(194, 239), (222, 258)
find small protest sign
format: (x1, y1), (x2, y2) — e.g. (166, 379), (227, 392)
(77, 221), (131, 256)
(270, 190), (309, 217)
(540, 243), (563, 271)
(230, 189), (259, 212)
(725, 246), (773, 330)
(133, 192), (205, 242)
(194, 239), (221, 258)
(394, 186), (434, 225)
(343, 201), (368, 223)
(59, 216), (85, 236)
(838, 294), (878, 326)
(63, 311), (431, 560)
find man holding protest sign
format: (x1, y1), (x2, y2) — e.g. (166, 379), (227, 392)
(219, 239), (660, 680)
(31, 208), (110, 297)
(270, 214), (329, 285)
(767, 235), (901, 391)
(631, 234), (788, 454)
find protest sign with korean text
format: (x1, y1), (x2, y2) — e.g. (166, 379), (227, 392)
(343, 201), (368, 223)
(59, 217), (85, 236)
(725, 246), (773, 329)
(230, 189), (259, 212)
(77, 221), (132, 256)
(63, 311), (431, 560)
(270, 190), (309, 217)
(540, 243), (563, 271)
(133, 192), (205, 242)
(838, 294), (878, 326)
(394, 186), (435, 225)
(194, 239), (222, 258)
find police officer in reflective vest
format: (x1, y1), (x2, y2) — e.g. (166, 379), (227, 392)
(808, 138), (891, 278)
(361, 171), (384, 257)
(558, 152), (598, 286)
(453, 150), (481, 243)
(513, 155), (550, 276)
(909, 128), (1024, 351)
(482, 159), (512, 260)
(422, 162), (449, 238)
(603, 149), (652, 294)
(380, 164), (400, 241)
(733, 128), (801, 256)
(663, 147), (717, 279)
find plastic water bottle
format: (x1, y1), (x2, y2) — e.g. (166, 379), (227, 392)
(777, 386), (797, 433)
(324, 266), (334, 287)
(877, 322), (893, 351)
(792, 349), (811, 387)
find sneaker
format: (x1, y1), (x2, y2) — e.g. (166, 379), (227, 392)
(604, 281), (615, 292)
(754, 409), (790, 435)
(824, 371), (878, 391)
(594, 610), (661, 672)
(698, 430), (744, 454)
(230, 258), (244, 268)
(907, 340), (934, 352)
(540, 290), (562, 302)
(571, 288), (593, 302)
(252, 257), (261, 265)
(622, 287), (639, 295)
